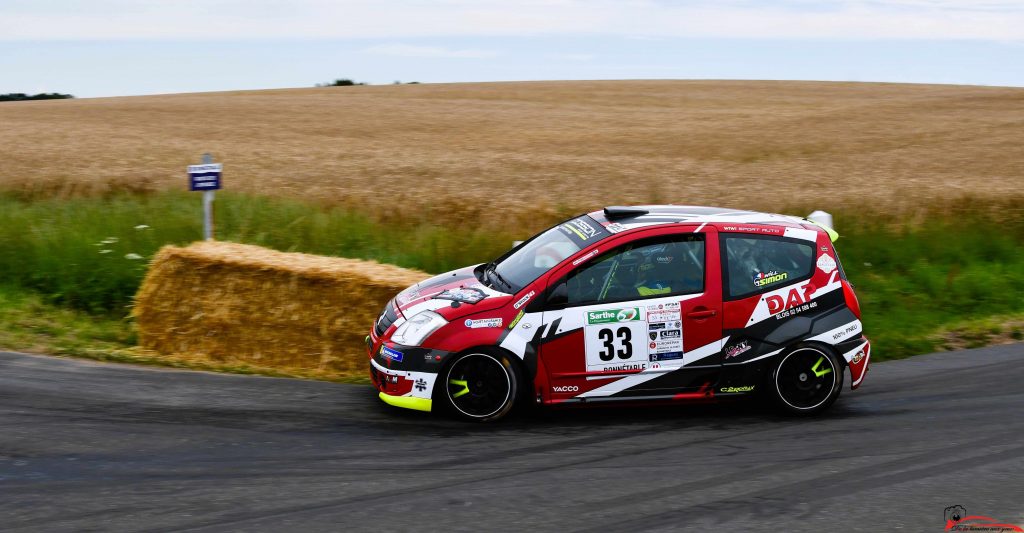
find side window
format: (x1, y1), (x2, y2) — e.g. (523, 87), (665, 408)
(723, 234), (813, 299)
(564, 235), (705, 306)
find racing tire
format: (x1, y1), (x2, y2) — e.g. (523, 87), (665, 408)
(440, 350), (519, 422)
(769, 345), (843, 416)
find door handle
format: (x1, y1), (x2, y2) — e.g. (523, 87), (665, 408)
(686, 309), (717, 319)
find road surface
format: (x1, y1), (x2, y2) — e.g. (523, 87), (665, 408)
(1, 344), (1022, 532)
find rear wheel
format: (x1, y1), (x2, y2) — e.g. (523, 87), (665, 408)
(442, 351), (518, 422)
(770, 345), (843, 415)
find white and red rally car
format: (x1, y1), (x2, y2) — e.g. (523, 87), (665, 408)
(368, 206), (870, 421)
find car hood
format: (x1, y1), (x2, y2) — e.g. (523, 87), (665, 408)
(392, 265), (511, 319)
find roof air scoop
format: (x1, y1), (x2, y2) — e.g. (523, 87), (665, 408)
(603, 206), (650, 219)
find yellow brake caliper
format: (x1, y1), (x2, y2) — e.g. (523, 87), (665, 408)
(811, 356), (833, 378)
(449, 379), (470, 398)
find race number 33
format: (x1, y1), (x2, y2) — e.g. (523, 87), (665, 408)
(583, 307), (647, 371)
(597, 327), (632, 360)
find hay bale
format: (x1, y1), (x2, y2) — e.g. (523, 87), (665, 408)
(134, 241), (428, 378)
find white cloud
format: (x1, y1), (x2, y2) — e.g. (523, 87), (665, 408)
(0, 0), (1022, 41)
(364, 44), (497, 58)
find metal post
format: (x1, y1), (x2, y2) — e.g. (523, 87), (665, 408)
(202, 153), (215, 241)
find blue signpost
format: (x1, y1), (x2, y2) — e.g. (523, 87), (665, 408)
(188, 153), (222, 240)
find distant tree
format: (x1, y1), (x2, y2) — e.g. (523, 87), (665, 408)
(0, 92), (74, 102)
(316, 79), (367, 87)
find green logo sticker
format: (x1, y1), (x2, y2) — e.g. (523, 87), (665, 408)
(586, 307), (641, 325)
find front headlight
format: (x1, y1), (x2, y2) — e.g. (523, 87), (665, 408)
(391, 311), (447, 346)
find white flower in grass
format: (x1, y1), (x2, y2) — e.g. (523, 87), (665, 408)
(99, 249), (113, 254)
(100, 237), (119, 244)
(125, 253), (143, 260)
(134, 225), (150, 230)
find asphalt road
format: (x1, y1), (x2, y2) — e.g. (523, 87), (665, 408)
(1, 345), (1022, 532)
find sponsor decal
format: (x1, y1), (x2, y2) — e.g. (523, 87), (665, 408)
(775, 301), (818, 320)
(753, 270), (788, 288)
(655, 255), (673, 264)
(766, 283), (816, 315)
(722, 225), (783, 235)
(552, 385), (579, 392)
(725, 341), (752, 359)
(720, 385), (755, 393)
(395, 288), (422, 305)
(605, 222), (628, 234)
(850, 348), (866, 365)
(647, 312), (683, 355)
(646, 302), (680, 311)
(572, 249), (600, 266)
(414, 378), (427, 392)
(435, 287), (487, 304)
(508, 310), (525, 330)
(561, 219), (599, 241)
(647, 311), (681, 322)
(833, 322), (860, 342)
(380, 345), (403, 363)
(649, 351), (683, 361)
(513, 290), (535, 309)
(465, 317), (503, 329)
(944, 505), (1022, 532)
(603, 362), (646, 371)
(586, 307), (642, 325)
(816, 253), (837, 274)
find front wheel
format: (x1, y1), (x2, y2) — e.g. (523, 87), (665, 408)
(441, 351), (519, 422)
(769, 345), (843, 416)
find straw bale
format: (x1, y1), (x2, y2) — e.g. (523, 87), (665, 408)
(134, 241), (428, 378)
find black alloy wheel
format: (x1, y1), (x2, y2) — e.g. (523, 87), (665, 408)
(443, 352), (518, 422)
(771, 346), (843, 415)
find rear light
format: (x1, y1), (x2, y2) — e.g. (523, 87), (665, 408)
(842, 280), (862, 319)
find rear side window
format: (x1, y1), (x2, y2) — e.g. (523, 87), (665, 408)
(723, 235), (813, 299)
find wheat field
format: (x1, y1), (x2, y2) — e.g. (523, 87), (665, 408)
(2, 80), (1023, 219)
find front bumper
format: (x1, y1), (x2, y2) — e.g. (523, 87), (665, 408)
(368, 326), (450, 413)
(378, 391), (432, 412)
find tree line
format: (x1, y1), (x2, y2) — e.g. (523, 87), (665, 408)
(0, 93), (74, 102)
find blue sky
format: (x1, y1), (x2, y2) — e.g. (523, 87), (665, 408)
(2, 1), (1023, 97)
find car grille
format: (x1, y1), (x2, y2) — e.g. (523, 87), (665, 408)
(374, 299), (398, 337)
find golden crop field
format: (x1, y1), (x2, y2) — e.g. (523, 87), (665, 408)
(2, 80), (1023, 219)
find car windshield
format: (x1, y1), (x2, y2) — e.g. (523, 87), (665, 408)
(486, 215), (608, 292)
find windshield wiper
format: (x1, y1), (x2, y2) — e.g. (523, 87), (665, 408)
(486, 264), (515, 293)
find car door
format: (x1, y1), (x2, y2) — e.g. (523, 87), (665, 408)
(537, 226), (724, 401)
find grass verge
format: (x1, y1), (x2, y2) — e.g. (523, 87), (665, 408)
(0, 191), (1021, 368)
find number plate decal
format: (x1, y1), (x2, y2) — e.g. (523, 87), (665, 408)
(583, 307), (649, 372)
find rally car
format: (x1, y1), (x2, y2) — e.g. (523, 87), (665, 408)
(368, 205), (870, 421)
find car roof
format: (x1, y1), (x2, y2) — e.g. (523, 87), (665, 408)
(587, 205), (818, 232)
